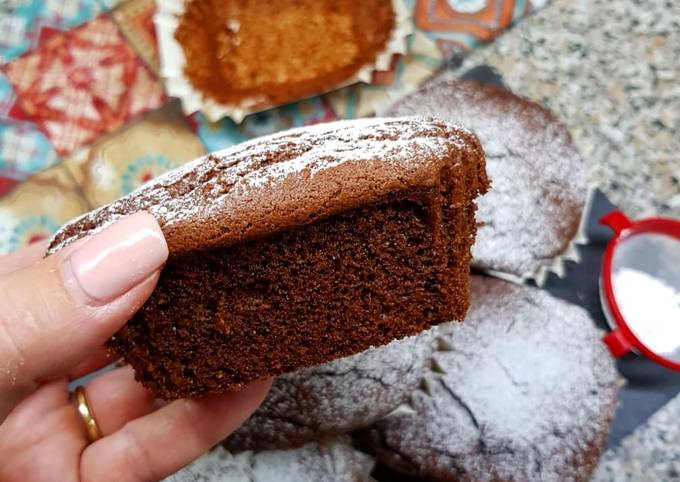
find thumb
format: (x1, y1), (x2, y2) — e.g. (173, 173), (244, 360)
(0, 212), (168, 420)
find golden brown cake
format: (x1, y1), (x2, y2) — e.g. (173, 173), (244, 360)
(175, 0), (396, 108)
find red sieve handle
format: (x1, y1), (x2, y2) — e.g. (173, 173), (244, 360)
(600, 210), (633, 234)
(603, 329), (633, 358)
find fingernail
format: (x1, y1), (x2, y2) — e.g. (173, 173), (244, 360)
(62, 212), (168, 305)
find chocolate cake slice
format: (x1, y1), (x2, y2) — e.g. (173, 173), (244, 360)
(47, 118), (488, 399)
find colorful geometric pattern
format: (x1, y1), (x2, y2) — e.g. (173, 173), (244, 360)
(416, 0), (523, 39)
(0, 121), (59, 180)
(1, 51), (60, 182)
(3, 15), (166, 156)
(63, 101), (205, 207)
(414, 0), (530, 56)
(324, 0), (533, 120)
(0, 72), (15, 116)
(0, 0), (107, 64)
(0, 0), (541, 254)
(112, 0), (159, 73)
(0, 164), (89, 254)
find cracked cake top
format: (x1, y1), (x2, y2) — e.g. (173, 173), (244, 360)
(359, 276), (619, 482)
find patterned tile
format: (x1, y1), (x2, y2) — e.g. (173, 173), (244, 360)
(96, 0), (126, 10)
(414, 0), (530, 56)
(112, 0), (159, 73)
(63, 100), (205, 208)
(325, 0), (533, 118)
(0, 176), (21, 197)
(0, 121), (60, 178)
(0, 0), (107, 64)
(2, 14), (166, 156)
(0, 72), (15, 116)
(191, 97), (338, 153)
(1, 71), (61, 181)
(326, 31), (444, 118)
(0, 164), (89, 254)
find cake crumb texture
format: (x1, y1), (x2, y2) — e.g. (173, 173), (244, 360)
(47, 118), (488, 399)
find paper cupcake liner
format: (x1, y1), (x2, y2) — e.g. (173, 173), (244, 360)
(325, 31), (444, 119)
(478, 186), (596, 287)
(154, 0), (412, 123)
(531, 185), (596, 287)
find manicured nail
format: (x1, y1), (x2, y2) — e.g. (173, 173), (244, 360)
(62, 212), (168, 305)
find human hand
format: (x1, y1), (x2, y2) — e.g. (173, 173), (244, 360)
(0, 212), (271, 482)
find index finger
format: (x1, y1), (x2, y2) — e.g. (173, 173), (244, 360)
(0, 213), (167, 422)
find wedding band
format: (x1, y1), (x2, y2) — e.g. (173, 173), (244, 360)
(74, 386), (102, 443)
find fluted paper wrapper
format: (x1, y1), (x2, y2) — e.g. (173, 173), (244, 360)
(154, 0), (412, 123)
(479, 186), (594, 287)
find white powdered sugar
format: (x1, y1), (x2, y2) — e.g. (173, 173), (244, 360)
(610, 232), (680, 358)
(47, 117), (469, 255)
(165, 437), (375, 482)
(226, 329), (435, 451)
(365, 276), (619, 482)
(388, 78), (587, 277)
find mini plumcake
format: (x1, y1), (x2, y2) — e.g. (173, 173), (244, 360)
(358, 276), (619, 482)
(167, 437), (375, 482)
(387, 79), (587, 277)
(176, 0), (395, 108)
(47, 117), (489, 399)
(224, 329), (435, 451)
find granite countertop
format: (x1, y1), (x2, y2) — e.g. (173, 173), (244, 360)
(457, 0), (680, 479)
(459, 0), (680, 220)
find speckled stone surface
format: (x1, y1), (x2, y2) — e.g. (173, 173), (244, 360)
(456, 0), (680, 480)
(459, 0), (680, 219)
(593, 394), (680, 482)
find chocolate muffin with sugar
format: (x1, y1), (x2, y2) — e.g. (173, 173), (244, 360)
(167, 437), (375, 482)
(358, 276), (619, 482)
(225, 329), (435, 451)
(47, 117), (488, 399)
(388, 79), (587, 278)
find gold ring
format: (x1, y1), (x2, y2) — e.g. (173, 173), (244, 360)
(74, 386), (102, 443)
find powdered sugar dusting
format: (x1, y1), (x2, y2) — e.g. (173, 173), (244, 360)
(165, 437), (375, 482)
(226, 329), (435, 451)
(48, 117), (472, 255)
(388, 79), (587, 277)
(365, 276), (619, 481)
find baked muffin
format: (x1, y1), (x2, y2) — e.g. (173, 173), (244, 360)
(358, 276), (619, 482)
(388, 79), (587, 277)
(47, 117), (488, 399)
(176, 0), (396, 109)
(225, 329), (435, 451)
